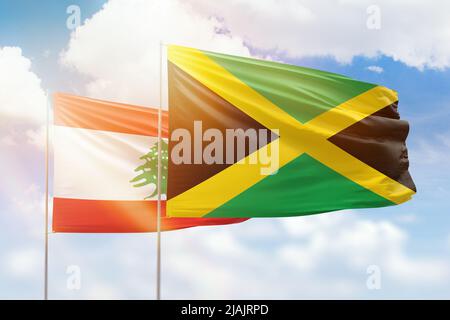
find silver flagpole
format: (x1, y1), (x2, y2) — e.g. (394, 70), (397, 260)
(156, 41), (164, 300)
(44, 91), (50, 300)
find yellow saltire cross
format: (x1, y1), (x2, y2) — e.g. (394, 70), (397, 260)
(167, 45), (415, 218)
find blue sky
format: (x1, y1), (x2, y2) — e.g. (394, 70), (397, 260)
(1, 0), (450, 299)
(0, 0), (105, 91)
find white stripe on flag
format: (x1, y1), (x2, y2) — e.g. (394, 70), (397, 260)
(54, 126), (162, 200)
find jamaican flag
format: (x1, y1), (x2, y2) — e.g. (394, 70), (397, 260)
(166, 45), (416, 218)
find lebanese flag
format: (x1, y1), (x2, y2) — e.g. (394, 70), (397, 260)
(52, 93), (247, 232)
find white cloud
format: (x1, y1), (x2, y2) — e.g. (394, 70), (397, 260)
(12, 184), (44, 217)
(0, 47), (46, 243)
(0, 46), (47, 152)
(160, 213), (450, 299)
(42, 49), (51, 59)
(191, 0), (450, 70)
(26, 126), (46, 149)
(60, 0), (251, 107)
(10, 183), (45, 238)
(367, 65), (384, 73)
(1, 134), (17, 146)
(0, 47), (47, 124)
(279, 213), (448, 285)
(6, 208), (444, 299)
(60, 0), (450, 107)
(3, 247), (41, 279)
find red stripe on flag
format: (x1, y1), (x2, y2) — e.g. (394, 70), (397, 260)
(53, 198), (247, 233)
(53, 93), (169, 137)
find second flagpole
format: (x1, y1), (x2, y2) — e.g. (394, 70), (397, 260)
(155, 41), (164, 300)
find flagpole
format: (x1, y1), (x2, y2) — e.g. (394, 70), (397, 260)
(44, 91), (50, 300)
(156, 41), (164, 300)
